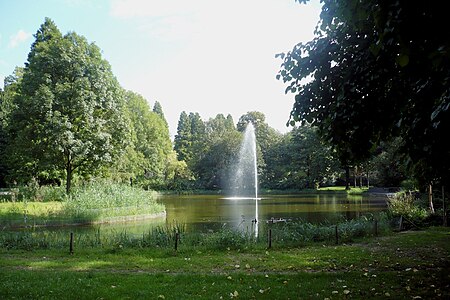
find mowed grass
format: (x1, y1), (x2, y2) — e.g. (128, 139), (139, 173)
(1, 227), (449, 299)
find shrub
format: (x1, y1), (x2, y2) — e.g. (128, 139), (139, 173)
(387, 192), (428, 219)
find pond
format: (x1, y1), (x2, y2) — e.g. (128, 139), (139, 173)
(45, 193), (387, 236)
(161, 193), (387, 231)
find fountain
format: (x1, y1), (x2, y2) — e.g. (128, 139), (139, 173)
(229, 122), (259, 236)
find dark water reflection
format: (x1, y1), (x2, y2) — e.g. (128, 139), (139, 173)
(160, 193), (387, 232)
(15, 194), (387, 236)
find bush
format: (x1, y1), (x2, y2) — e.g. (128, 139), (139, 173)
(63, 180), (164, 223)
(387, 192), (428, 218)
(387, 191), (429, 227)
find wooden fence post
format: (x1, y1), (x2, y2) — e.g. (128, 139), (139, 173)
(174, 232), (179, 252)
(69, 232), (74, 255)
(335, 225), (339, 244)
(268, 229), (272, 249)
(374, 220), (378, 236)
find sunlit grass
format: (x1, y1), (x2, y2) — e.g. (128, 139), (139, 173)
(0, 227), (449, 299)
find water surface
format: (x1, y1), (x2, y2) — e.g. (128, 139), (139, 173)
(160, 193), (387, 232)
(14, 193), (387, 236)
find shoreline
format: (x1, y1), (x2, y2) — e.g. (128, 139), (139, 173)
(2, 211), (166, 230)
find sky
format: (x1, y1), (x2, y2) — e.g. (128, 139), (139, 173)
(0, 0), (321, 137)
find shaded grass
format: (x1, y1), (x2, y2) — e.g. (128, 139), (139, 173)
(0, 227), (449, 299)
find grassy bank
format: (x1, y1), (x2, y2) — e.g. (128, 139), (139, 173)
(0, 182), (164, 228)
(0, 214), (391, 251)
(0, 227), (449, 299)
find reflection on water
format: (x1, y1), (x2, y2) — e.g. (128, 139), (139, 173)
(16, 194), (388, 236)
(160, 193), (387, 232)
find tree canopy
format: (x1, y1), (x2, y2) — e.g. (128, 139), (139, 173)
(0, 16), (416, 192)
(6, 18), (127, 193)
(118, 91), (175, 189)
(278, 0), (450, 187)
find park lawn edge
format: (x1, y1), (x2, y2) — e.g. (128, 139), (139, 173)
(1, 227), (449, 299)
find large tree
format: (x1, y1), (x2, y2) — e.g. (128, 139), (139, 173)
(8, 18), (127, 193)
(278, 1), (450, 188)
(152, 100), (168, 126)
(264, 126), (340, 189)
(118, 91), (174, 189)
(174, 111), (192, 162)
(0, 68), (24, 186)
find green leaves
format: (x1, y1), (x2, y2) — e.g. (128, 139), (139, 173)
(395, 54), (409, 67)
(7, 18), (127, 192)
(278, 1), (450, 186)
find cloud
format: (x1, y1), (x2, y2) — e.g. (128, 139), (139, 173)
(110, 0), (207, 41)
(110, 0), (201, 18)
(8, 30), (32, 48)
(110, 0), (322, 135)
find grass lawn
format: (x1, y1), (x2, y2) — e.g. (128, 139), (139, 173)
(1, 227), (449, 299)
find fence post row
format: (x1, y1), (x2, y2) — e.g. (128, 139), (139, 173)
(174, 232), (179, 251)
(69, 232), (74, 255)
(374, 219), (378, 236)
(335, 225), (339, 244)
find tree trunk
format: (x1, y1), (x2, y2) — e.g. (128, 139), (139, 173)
(429, 183), (435, 213)
(354, 166), (357, 188)
(443, 186), (447, 226)
(66, 165), (72, 194)
(345, 166), (350, 190)
(359, 171), (362, 188)
(367, 170), (370, 188)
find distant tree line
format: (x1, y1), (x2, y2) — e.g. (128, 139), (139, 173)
(172, 110), (408, 191)
(0, 17), (415, 193)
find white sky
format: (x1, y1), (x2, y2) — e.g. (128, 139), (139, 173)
(108, 0), (321, 136)
(0, 0), (322, 137)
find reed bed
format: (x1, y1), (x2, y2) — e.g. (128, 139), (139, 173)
(0, 181), (164, 227)
(0, 213), (390, 251)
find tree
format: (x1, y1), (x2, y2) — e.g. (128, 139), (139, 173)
(8, 18), (127, 193)
(174, 111), (192, 162)
(237, 112), (279, 185)
(195, 130), (242, 190)
(193, 114), (241, 189)
(368, 138), (408, 187)
(206, 114), (235, 138)
(119, 91), (174, 189)
(278, 1), (450, 190)
(0, 68), (23, 186)
(152, 100), (168, 126)
(264, 126), (340, 189)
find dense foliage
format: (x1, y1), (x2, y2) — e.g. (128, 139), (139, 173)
(173, 110), (377, 190)
(278, 0), (449, 190)
(0, 19), (178, 192)
(0, 17), (417, 193)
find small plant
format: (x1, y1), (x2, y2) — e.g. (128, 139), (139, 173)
(387, 191), (429, 228)
(203, 227), (250, 250)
